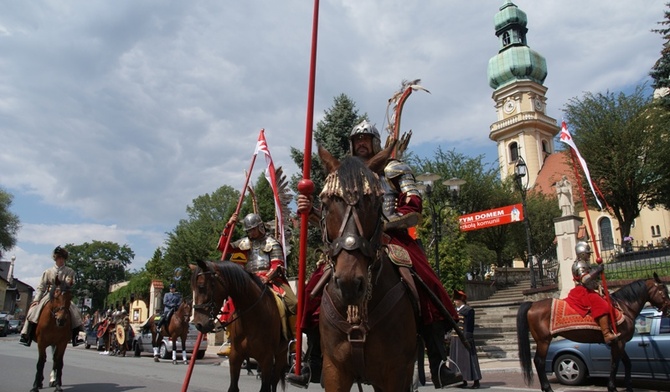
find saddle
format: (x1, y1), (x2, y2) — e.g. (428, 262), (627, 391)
(549, 299), (624, 334)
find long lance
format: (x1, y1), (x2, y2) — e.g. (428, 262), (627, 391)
(568, 148), (617, 334)
(181, 147), (258, 392)
(293, 0), (320, 378)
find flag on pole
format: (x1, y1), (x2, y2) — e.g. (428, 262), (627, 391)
(254, 129), (286, 263)
(559, 121), (603, 209)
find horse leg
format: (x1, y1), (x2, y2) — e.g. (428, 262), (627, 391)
(256, 356), (275, 392)
(172, 337), (178, 365)
(181, 336), (188, 365)
(152, 330), (160, 362)
(31, 344), (47, 392)
(227, 349), (243, 392)
(620, 348), (633, 392)
(52, 343), (67, 392)
(533, 342), (554, 392)
(607, 344), (626, 392)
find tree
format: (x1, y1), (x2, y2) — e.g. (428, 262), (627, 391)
(65, 241), (134, 312)
(0, 188), (20, 257)
(564, 86), (667, 241)
(651, 3), (670, 110)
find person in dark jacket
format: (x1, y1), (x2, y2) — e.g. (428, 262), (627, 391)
(449, 290), (481, 389)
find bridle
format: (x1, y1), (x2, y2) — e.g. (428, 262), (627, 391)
(49, 284), (71, 324)
(192, 264), (269, 329)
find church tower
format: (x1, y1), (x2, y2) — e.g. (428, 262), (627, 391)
(487, 0), (559, 188)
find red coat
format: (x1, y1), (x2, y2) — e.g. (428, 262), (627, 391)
(565, 285), (611, 318)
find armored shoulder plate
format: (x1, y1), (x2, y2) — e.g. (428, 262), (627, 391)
(261, 236), (280, 253)
(383, 160), (412, 179)
(235, 237), (252, 251)
(383, 160), (421, 197)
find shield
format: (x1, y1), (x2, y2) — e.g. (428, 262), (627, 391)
(97, 320), (109, 339)
(115, 324), (125, 345)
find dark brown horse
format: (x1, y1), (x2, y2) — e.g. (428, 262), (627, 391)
(517, 273), (670, 392)
(190, 260), (288, 392)
(317, 145), (418, 391)
(146, 299), (192, 364)
(31, 276), (73, 392)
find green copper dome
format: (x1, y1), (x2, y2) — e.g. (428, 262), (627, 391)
(487, 0), (547, 89)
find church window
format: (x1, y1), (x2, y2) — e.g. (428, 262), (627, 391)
(509, 142), (519, 162)
(502, 32), (511, 46)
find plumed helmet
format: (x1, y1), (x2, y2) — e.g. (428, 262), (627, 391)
(572, 260), (591, 281)
(52, 246), (69, 260)
(349, 120), (382, 156)
(575, 241), (592, 261)
(242, 213), (265, 232)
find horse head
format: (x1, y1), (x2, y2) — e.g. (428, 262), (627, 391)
(648, 272), (670, 317)
(50, 276), (72, 328)
(180, 299), (193, 323)
(318, 143), (393, 306)
(190, 260), (227, 333)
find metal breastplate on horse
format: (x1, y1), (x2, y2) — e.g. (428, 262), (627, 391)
(246, 243), (271, 273)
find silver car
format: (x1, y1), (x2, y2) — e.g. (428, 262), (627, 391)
(545, 307), (670, 385)
(132, 322), (207, 360)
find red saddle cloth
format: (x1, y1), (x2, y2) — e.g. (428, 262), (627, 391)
(550, 299), (623, 334)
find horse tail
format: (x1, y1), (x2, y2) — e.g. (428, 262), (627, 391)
(516, 301), (534, 386)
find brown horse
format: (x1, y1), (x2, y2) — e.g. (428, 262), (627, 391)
(190, 260), (288, 392)
(31, 276), (73, 392)
(517, 273), (670, 392)
(317, 145), (418, 391)
(146, 299), (192, 364)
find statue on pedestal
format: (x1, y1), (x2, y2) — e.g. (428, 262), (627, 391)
(555, 175), (574, 216)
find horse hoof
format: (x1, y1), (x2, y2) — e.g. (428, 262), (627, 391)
(183, 361), (188, 365)
(154, 356), (160, 362)
(49, 380), (56, 387)
(55, 387), (63, 392)
(172, 360), (177, 365)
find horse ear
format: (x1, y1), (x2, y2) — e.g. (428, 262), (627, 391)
(318, 145), (340, 173)
(189, 264), (197, 272)
(654, 272), (661, 283)
(367, 139), (396, 174)
(196, 259), (209, 272)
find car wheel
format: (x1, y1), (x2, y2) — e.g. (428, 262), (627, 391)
(553, 353), (587, 386)
(196, 350), (205, 360)
(160, 343), (169, 359)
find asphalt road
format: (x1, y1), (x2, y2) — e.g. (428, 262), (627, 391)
(1, 333), (668, 391)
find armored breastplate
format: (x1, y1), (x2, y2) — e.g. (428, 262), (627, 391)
(245, 242), (271, 273)
(381, 175), (399, 218)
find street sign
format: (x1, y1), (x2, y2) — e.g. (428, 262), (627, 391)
(459, 203), (524, 231)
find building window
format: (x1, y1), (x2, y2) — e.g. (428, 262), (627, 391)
(509, 142), (519, 163)
(502, 32), (511, 46)
(652, 226), (657, 237)
(599, 217), (614, 251)
(654, 225), (661, 238)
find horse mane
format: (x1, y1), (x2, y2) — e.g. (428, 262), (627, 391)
(193, 260), (265, 292)
(610, 279), (646, 305)
(320, 156), (382, 205)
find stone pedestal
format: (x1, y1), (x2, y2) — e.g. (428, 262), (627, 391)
(554, 215), (583, 298)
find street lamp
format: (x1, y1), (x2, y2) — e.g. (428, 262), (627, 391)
(514, 157), (536, 288)
(416, 173), (466, 281)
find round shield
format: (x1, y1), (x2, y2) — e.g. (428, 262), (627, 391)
(115, 324), (126, 345)
(97, 320), (109, 339)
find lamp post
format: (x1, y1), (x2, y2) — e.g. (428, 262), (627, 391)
(416, 173), (466, 281)
(514, 157), (536, 288)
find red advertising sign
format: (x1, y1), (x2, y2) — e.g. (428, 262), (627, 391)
(458, 204), (524, 232)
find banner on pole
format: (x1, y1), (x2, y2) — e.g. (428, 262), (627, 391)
(459, 204), (524, 231)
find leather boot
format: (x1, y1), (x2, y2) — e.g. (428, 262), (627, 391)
(19, 322), (34, 347)
(596, 315), (620, 344)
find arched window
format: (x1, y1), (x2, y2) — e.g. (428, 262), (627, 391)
(599, 217), (614, 251)
(502, 32), (511, 46)
(509, 142), (519, 163)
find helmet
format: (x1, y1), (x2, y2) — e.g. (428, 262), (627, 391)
(169, 283), (176, 289)
(242, 213), (265, 233)
(349, 120), (382, 156)
(572, 260), (591, 281)
(575, 241), (592, 261)
(52, 246), (69, 260)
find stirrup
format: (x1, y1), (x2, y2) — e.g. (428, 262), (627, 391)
(286, 366), (310, 389)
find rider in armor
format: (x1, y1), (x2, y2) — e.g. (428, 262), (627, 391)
(295, 120), (462, 388)
(19, 246), (84, 347)
(156, 283), (182, 332)
(220, 212), (297, 314)
(565, 241), (620, 344)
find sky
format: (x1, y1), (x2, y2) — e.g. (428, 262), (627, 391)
(1, 1), (666, 289)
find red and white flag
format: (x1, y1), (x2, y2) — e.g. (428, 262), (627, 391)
(559, 121), (603, 209)
(254, 129), (286, 263)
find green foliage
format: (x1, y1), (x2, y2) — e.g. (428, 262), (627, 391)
(563, 86), (667, 241)
(650, 3), (670, 110)
(0, 188), (20, 257)
(65, 241), (134, 312)
(106, 269), (153, 312)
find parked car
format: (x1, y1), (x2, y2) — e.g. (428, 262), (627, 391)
(84, 324), (105, 351)
(0, 319), (8, 337)
(132, 322), (207, 360)
(545, 307), (670, 385)
(7, 319), (21, 334)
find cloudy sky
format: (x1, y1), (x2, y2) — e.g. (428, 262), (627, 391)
(1, 1), (665, 289)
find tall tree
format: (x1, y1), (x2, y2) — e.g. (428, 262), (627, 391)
(651, 3), (670, 110)
(563, 86), (665, 241)
(65, 240), (134, 312)
(0, 188), (20, 257)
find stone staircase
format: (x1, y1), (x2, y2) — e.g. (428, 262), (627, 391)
(467, 279), (534, 359)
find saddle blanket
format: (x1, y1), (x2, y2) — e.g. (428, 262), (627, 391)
(550, 299), (623, 334)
